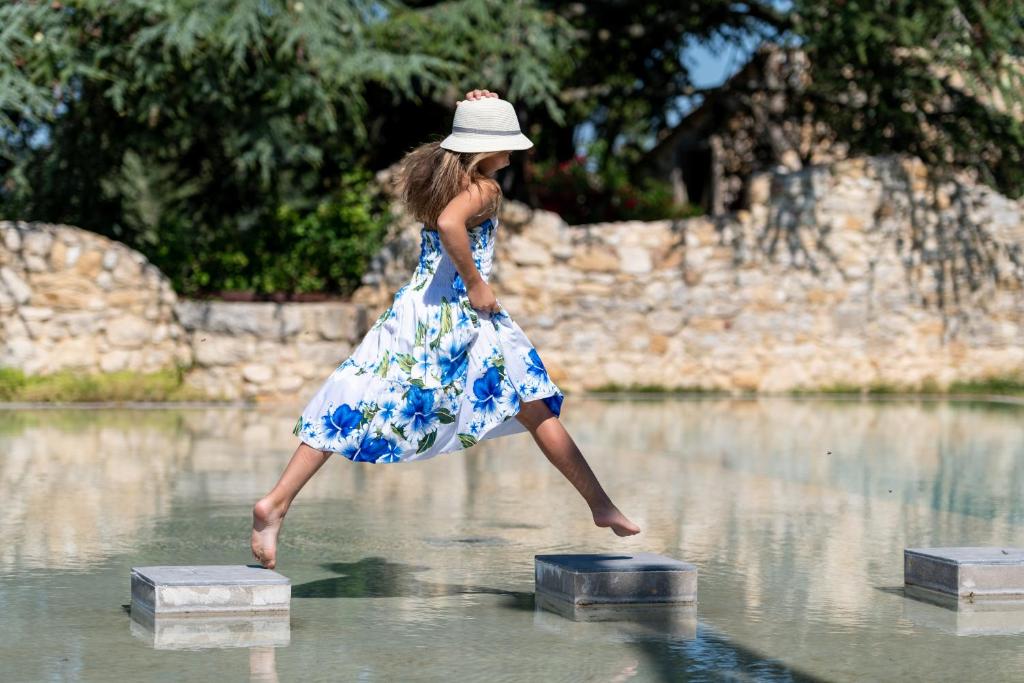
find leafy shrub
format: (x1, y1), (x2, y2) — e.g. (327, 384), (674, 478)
(159, 170), (391, 298)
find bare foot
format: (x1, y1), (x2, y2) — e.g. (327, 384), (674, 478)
(251, 498), (286, 569)
(593, 505), (641, 537)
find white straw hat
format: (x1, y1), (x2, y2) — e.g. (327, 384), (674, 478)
(439, 97), (534, 153)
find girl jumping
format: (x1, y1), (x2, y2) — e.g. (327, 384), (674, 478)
(252, 89), (640, 569)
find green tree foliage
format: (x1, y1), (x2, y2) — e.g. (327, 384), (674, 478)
(0, 0), (568, 296)
(373, 0), (572, 122)
(531, 1), (1024, 201)
(3, 0), (1024, 296)
(535, 1), (790, 165)
(793, 0), (1024, 198)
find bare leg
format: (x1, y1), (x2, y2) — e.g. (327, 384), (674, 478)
(251, 442), (331, 569)
(515, 398), (640, 536)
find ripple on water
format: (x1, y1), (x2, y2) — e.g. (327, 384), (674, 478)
(421, 536), (510, 547)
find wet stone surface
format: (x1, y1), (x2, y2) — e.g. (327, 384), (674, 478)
(534, 553), (698, 607)
(131, 565), (291, 615)
(904, 548), (1024, 600)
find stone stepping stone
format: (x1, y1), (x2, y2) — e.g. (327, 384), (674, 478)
(131, 565), (291, 616)
(534, 553), (697, 610)
(904, 547), (1024, 601)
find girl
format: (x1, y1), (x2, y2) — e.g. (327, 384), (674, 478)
(251, 89), (640, 569)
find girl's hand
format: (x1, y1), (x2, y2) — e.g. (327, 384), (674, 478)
(458, 89), (499, 104)
(467, 280), (501, 314)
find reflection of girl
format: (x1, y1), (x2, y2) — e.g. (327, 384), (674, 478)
(252, 89), (639, 570)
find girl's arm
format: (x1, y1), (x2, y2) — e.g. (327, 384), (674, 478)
(436, 180), (501, 313)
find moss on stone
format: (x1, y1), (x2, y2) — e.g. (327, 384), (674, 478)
(0, 366), (212, 403)
(789, 375), (1024, 397)
(589, 375), (1024, 398)
(588, 382), (722, 394)
(947, 375), (1024, 395)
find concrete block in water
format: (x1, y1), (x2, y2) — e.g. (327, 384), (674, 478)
(904, 547), (1024, 600)
(534, 553), (697, 606)
(131, 565), (291, 616)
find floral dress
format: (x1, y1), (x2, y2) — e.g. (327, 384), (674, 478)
(293, 216), (565, 463)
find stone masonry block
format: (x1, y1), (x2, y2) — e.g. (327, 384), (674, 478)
(904, 547), (1024, 600)
(535, 553), (697, 606)
(131, 565), (291, 616)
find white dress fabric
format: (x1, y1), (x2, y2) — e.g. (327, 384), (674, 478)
(293, 215), (565, 463)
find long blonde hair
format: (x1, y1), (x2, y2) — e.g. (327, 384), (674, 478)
(394, 141), (502, 229)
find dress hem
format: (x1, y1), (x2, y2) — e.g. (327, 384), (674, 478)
(298, 385), (565, 464)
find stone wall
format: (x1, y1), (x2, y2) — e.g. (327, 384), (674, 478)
(2, 153), (1023, 400)
(175, 300), (370, 400)
(357, 153), (1024, 393)
(0, 222), (190, 375)
(559, 155), (1023, 390)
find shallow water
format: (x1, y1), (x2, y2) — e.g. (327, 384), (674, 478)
(2, 396), (1023, 682)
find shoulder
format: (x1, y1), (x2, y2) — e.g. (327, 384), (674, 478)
(437, 177), (500, 228)
(465, 177), (501, 202)
(455, 178), (499, 215)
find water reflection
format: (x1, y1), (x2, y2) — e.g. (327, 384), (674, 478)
(129, 608), (291, 650)
(4, 398), (1022, 574)
(0, 410), (190, 573)
(249, 647), (280, 683)
(1, 397), (1023, 681)
(901, 588), (1024, 636)
(534, 593), (698, 636)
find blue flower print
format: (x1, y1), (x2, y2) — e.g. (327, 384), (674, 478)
(321, 403), (363, 440)
(517, 381), (541, 397)
(412, 346), (431, 377)
(469, 416), (485, 434)
(438, 337), (471, 386)
(481, 346), (504, 371)
(417, 231), (441, 269)
(471, 366), (504, 417)
(398, 384), (440, 437)
(378, 439), (404, 463)
(378, 398), (399, 422)
(453, 272), (467, 295)
(470, 221), (492, 250)
(342, 432), (394, 462)
(420, 228), (441, 256)
(455, 305), (475, 330)
(505, 387), (521, 415)
(526, 348), (549, 381)
(295, 417), (313, 437)
(293, 214), (566, 463)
